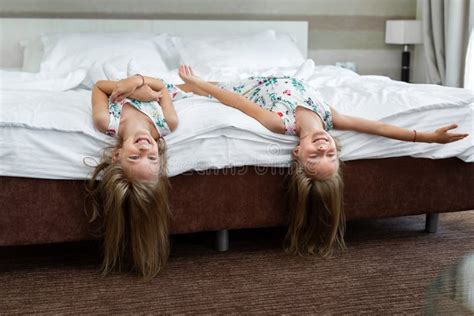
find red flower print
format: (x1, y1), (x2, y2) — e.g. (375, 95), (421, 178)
(172, 92), (178, 98)
(283, 89), (291, 96)
(277, 112), (283, 117)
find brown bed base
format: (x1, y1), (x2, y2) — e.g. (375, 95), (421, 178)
(1, 157), (473, 249)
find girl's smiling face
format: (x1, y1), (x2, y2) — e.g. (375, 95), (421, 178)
(113, 130), (160, 182)
(293, 130), (339, 180)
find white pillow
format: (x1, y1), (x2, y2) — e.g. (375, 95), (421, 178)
(86, 56), (134, 89)
(293, 59), (316, 81)
(126, 57), (173, 79)
(86, 57), (176, 89)
(155, 33), (254, 70)
(171, 30), (305, 74)
(152, 33), (181, 70)
(0, 69), (86, 91)
(39, 32), (169, 88)
(20, 38), (44, 73)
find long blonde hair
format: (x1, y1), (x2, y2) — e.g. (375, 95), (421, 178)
(86, 138), (171, 279)
(285, 157), (345, 257)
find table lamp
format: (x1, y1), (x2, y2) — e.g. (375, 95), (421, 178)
(385, 20), (423, 82)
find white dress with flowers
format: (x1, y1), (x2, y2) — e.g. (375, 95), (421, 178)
(106, 82), (190, 138)
(217, 76), (333, 135)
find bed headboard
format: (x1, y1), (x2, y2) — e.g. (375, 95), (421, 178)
(0, 18), (308, 69)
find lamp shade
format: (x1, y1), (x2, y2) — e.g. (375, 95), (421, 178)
(385, 20), (423, 44)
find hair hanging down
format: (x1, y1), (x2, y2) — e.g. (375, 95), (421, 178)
(285, 157), (346, 257)
(86, 138), (171, 280)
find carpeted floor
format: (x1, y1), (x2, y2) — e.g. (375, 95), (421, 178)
(1, 211), (473, 314)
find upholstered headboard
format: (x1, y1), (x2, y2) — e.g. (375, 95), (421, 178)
(0, 18), (308, 68)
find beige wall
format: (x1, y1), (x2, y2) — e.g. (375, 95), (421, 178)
(0, 0), (417, 80)
(413, 0), (427, 83)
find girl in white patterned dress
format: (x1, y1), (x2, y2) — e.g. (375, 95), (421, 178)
(177, 65), (468, 257)
(88, 74), (189, 279)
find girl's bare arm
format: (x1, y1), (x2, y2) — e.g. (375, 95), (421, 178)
(109, 75), (166, 102)
(176, 82), (213, 97)
(91, 80), (116, 133)
(92, 78), (177, 132)
(178, 65), (285, 134)
(331, 107), (468, 144)
(158, 87), (178, 131)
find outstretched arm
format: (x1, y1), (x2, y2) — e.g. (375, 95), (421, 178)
(178, 65), (285, 134)
(331, 107), (468, 144)
(176, 82), (215, 97)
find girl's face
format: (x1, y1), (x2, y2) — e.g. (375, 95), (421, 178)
(293, 130), (339, 180)
(112, 131), (160, 182)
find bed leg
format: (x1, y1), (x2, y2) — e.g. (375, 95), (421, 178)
(425, 213), (439, 233)
(216, 230), (229, 252)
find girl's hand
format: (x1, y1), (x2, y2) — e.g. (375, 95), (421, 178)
(129, 85), (162, 102)
(178, 65), (203, 85)
(110, 76), (143, 102)
(431, 124), (469, 144)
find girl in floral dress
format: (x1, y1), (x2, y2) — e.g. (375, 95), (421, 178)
(88, 74), (189, 279)
(177, 65), (468, 257)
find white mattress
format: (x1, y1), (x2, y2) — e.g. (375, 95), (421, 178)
(1, 63), (473, 180)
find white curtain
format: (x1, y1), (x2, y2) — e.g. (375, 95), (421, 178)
(465, 29), (474, 90)
(422, 0), (472, 87)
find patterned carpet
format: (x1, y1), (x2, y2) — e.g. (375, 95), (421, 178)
(1, 211), (473, 314)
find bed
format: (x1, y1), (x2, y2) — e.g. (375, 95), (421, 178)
(1, 18), (473, 249)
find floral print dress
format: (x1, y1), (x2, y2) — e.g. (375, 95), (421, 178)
(217, 76), (333, 135)
(106, 81), (191, 138)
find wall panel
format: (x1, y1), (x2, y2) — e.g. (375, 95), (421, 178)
(0, 0), (417, 80)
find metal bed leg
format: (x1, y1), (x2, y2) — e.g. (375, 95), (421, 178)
(216, 230), (229, 252)
(425, 213), (439, 233)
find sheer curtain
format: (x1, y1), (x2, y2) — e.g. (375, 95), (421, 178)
(422, 0), (472, 87)
(464, 29), (474, 90)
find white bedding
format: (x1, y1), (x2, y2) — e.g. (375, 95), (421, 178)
(1, 61), (473, 179)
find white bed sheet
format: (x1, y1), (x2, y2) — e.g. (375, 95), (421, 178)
(1, 63), (473, 180)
